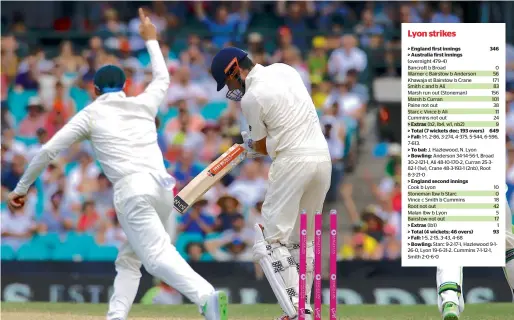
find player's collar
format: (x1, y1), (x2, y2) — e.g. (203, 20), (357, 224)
(245, 63), (264, 90)
(96, 91), (127, 101)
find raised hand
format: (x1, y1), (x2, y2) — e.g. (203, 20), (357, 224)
(138, 8), (157, 41)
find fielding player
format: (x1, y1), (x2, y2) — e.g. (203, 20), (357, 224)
(436, 196), (514, 320)
(210, 47), (332, 320)
(7, 9), (227, 320)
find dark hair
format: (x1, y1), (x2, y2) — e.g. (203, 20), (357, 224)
(186, 242), (204, 253)
(30, 47), (43, 56)
(217, 5), (229, 12)
(82, 200), (95, 212)
(239, 56), (255, 70)
(352, 224), (363, 233)
(346, 69), (358, 77)
(51, 190), (64, 201)
(231, 213), (245, 222)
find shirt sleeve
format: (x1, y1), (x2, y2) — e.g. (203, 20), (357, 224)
(211, 249), (232, 262)
(354, 49), (368, 72)
(166, 85), (180, 106)
(192, 84), (208, 100)
(1, 213), (8, 232)
(205, 215), (215, 226)
(200, 16), (217, 30)
(133, 40), (170, 117)
(358, 84), (370, 103)
(323, 95), (336, 110)
(241, 92), (268, 141)
(218, 230), (235, 243)
(14, 111), (91, 195)
(327, 50), (341, 76)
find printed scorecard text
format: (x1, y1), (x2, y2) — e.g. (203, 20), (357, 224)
(401, 23), (506, 267)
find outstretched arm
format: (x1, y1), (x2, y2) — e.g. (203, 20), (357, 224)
(134, 8), (170, 116)
(327, 50), (341, 77)
(276, 0), (287, 17)
(340, 183), (361, 224)
(194, 2), (216, 29)
(205, 232), (233, 253)
(13, 111), (91, 197)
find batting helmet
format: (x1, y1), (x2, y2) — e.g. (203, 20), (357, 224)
(210, 47), (248, 101)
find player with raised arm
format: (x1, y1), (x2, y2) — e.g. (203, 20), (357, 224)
(436, 195), (514, 320)
(209, 47), (332, 320)
(7, 9), (227, 320)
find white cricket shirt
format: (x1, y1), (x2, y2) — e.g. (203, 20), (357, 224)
(14, 40), (170, 195)
(241, 63), (329, 157)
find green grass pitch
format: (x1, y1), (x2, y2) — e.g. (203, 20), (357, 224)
(1, 302), (514, 319)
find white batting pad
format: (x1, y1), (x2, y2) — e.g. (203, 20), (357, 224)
(289, 242), (314, 312)
(253, 224), (298, 318)
(436, 267), (465, 313)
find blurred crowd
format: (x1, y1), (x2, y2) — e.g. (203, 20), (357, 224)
(1, 1), (513, 263)
(338, 143), (402, 261)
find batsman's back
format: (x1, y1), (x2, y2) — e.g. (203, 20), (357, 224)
(244, 63), (329, 156)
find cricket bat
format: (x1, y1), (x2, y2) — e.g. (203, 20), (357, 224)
(173, 144), (246, 214)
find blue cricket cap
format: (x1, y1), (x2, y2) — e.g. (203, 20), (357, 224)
(210, 47), (248, 91)
(93, 65), (126, 94)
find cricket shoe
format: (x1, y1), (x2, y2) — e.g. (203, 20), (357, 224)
(275, 309), (313, 320)
(442, 302), (460, 320)
(203, 291), (228, 320)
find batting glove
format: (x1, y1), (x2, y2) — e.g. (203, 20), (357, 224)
(241, 131), (263, 159)
(241, 131), (253, 149)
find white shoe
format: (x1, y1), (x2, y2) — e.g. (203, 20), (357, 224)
(203, 291), (228, 320)
(274, 309), (312, 320)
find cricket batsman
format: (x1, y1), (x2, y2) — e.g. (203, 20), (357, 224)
(210, 47), (332, 320)
(7, 9), (227, 320)
(436, 194), (514, 320)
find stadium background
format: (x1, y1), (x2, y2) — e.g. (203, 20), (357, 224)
(1, 0), (514, 306)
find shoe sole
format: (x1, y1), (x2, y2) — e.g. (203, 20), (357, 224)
(217, 291), (228, 320)
(443, 313), (459, 320)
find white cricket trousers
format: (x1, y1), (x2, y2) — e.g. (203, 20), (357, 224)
(262, 152), (332, 245)
(107, 172), (214, 320)
(260, 151), (331, 311)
